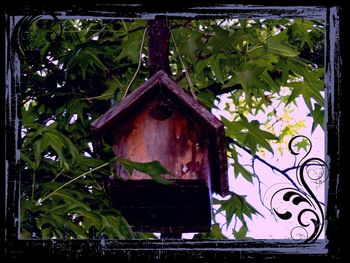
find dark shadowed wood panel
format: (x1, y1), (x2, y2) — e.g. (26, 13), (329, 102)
(107, 180), (211, 233)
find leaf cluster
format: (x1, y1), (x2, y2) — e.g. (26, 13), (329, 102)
(19, 18), (324, 240)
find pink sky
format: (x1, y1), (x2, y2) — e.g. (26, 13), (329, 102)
(211, 93), (325, 239)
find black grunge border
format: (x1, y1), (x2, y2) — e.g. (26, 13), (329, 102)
(2, 1), (345, 262)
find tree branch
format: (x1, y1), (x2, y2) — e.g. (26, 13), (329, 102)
(228, 138), (301, 190)
(227, 138), (325, 206)
(205, 82), (242, 95)
(251, 157), (273, 214)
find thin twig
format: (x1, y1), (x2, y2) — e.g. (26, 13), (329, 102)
(121, 27), (148, 100)
(213, 208), (228, 228)
(174, 20), (236, 84)
(169, 26), (197, 100)
(229, 139), (325, 206)
(37, 162), (110, 205)
(247, 20), (294, 54)
(251, 157), (272, 215)
(51, 168), (66, 182)
(31, 171), (36, 201)
(230, 139), (300, 190)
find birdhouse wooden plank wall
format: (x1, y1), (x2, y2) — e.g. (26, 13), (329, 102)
(110, 95), (210, 181)
(91, 70), (228, 234)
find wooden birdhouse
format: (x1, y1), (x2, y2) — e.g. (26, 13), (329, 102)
(91, 70), (228, 234)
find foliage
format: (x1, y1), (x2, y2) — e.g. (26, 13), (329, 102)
(118, 159), (174, 185)
(214, 192), (262, 230)
(18, 18), (324, 240)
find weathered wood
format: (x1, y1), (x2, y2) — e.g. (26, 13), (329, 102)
(160, 76), (228, 196)
(91, 71), (165, 135)
(147, 19), (171, 76)
(91, 70), (229, 232)
(111, 97), (210, 181)
(91, 70), (229, 196)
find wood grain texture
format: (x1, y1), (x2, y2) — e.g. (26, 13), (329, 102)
(111, 96), (210, 181)
(147, 19), (171, 76)
(160, 75), (228, 196)
(91, 70), (229, 196)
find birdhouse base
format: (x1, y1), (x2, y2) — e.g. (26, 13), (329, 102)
(106, 179), (212, 234)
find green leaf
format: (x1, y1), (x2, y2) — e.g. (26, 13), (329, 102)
(242, 118), (278, 154)
(222, 116), (246, 142)
(287, 60), (324, 110)
(47, 128), (83, 162)
(67, 100), (89, 126)
(197, 90), (217, 109)
(184, 30), (202, 63)
(223, 63), (265, 104)
(111, 215), (135, 239)
(119, 159), (174, 185)
(308, 103), (324, 133)
(209, 25), (233, 53)
(266, 30), (299, 57)
(217, 192), (261, 228)
(43, 132), (69, 170)
(93, 77), (124, 101)
(217, 194), (241, 227)
(276, 58), (293, 84)
(210, 55), (226, 84)
(287, 86), (302, 105)
(229, 29), (250, 49)
(259, 71), (280, 92)
(134, 232), (158, 239)
(193, 224), (228, 240)
(79, 210), (103, 230)
(66, 221), (88, 238)
(33, 140), (44, 170)
(288, 20), (316, 50)
(293, 138), (310, 152)
(86, 51), (108, 71)
(287, 81), (324, 111)
(248, 46), (279, 69)
(41, 227), (53, 239)
(20, 152), (35, 170)
(116, 30), (144, 63)
(223, 116), (278, 154)
(233, 224), (248, 240)
(232, 162), (254, 183)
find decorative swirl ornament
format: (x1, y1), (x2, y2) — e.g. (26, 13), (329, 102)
(12, 15), (62, 63)
(270, 135), (328, 243)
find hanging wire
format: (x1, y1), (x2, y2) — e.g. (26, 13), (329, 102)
(121, 27), (148, 100)
(168, 26), (198, 100)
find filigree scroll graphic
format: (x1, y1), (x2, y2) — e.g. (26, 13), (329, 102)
(270, 135), (328, 243)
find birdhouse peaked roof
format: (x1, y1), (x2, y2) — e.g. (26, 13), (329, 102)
(91, 70), (228, 196)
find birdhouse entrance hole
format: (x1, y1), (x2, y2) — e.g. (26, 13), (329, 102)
(149, 97), (173, 121)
